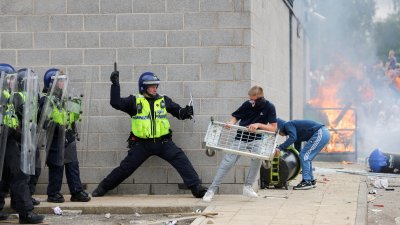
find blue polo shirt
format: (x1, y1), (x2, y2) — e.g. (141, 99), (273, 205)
(232, 99), (277, 142)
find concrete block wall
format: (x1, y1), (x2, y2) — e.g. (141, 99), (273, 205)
(0, 0), (305, 195)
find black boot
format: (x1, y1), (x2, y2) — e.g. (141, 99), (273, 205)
(47, 193), (65, 203)
(191, 184), (208, 198)
(0, 211), (9, 220)
(32, 197), (40, 206)
(19, 212), (44, 224)
(92, 182), (108, 197)
(71, 191), (91, 202)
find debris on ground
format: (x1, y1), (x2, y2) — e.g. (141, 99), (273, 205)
(263, 195), (289, 199)
(371, 178), (389, 189)
(369, 189), (377, 194)
(52, 206), (63, 215)
(62, 210), (82, 215)
(105, 213), (111, 218)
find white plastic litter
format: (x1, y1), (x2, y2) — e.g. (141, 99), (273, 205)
(165, 221), (177, 225)
(105, 213), (111, 218)
(130, 220), (144, 224)
(395, 217), (400, 225)
(372, 178), (389, 189)
(52, 206), (63, 215)
(134, 212), (141, 217)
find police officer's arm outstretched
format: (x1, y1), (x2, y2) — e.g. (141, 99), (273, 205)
(92, 66), (207, 198)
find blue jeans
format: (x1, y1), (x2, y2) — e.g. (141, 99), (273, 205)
(300, 126), (331, 181)
(208, 140), (262, 192)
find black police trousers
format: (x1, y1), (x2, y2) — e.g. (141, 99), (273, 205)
(47, 141), (84, 196)
(0, 137), (34, 215)
(28, 148), (41, 195)
(101, 139), (200, 191)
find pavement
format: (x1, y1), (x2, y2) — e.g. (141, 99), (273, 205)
(2, 162), (371, 225)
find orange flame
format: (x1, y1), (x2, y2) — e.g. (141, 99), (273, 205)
(308, 63), (361, 153)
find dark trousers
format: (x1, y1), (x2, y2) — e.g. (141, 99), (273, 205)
(47, 161), (83, 196)
(0, 138), (33, 215)
(28, 148), (41, 195)
(102, 140), (200, 191)
(46, 139), (83, 196)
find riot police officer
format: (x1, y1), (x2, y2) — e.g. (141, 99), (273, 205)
(0, 64), (44, 224)
(38, 68), (90, 203)
(14, 68), (42, 207)
(92, 70), (207, 198)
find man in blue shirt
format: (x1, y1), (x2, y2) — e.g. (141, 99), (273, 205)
(276, 118), (331, 190)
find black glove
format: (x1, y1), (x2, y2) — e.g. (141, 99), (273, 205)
(180, 105), (193, 119)
(110, 71), (119, 85)
(126, 132), (136, 149)
(65, 129), (75, 145)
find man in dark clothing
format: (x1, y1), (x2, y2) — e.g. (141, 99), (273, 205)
(203, 86), (277, 202)
(276, 118), (331, 190)
(0, 65), (44, 224)
(92, 70), (207, 198)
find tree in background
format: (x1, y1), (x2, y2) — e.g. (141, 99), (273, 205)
(374, 1), (400, 61)
(306, 0), (376, 69)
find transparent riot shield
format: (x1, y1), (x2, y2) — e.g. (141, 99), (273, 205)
(20, 69), (39, 175)
(66, 88), (83, 140)
(0, 73), (18, 180)
(0, 71), (7, 179)
(67, 67), (94, 164)
(36, 72), (68, 166)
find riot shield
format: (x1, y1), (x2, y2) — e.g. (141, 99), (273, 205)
(0, 71), (7, 179)
(20, 69), (39, 175)
(66, 67), (94, 164)
(0, 72), (18, 180)
(36, 72), (68, 166)
(66, 88), (83, 140)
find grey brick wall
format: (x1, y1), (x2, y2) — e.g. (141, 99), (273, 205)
(0, 0), (305, 195)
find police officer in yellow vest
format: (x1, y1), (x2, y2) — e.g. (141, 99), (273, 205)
(92, 70), (207, 198)
(38, 68), (91, 203)
(0, 64), (45, 224)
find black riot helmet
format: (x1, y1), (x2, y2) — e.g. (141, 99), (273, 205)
(17, 68), (30, 91)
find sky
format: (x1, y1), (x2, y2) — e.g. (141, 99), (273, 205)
(374, 0), (396, 21)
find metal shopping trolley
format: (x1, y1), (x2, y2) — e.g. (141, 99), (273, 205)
(203, 118), (279, 166)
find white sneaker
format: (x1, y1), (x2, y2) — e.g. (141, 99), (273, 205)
(202, 190), (214, 202)
(243, 185), (258, 198)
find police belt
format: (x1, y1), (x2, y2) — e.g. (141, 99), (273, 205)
(133, 134), (172, 143)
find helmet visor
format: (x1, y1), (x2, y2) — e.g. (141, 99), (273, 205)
(143, 80), (160, 85)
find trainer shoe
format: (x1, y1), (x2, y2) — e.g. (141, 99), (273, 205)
(243, 185), (258, 198)
(293, 180), (313, 190)
(311, 179), (317, 188)
(202, 190), (215, 202)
